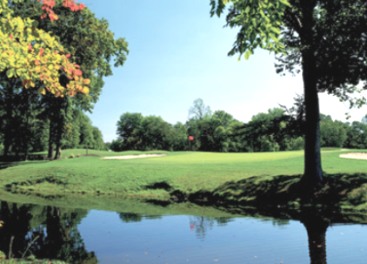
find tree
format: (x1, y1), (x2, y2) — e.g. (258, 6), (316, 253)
(237, 108), (302, 152)
(92, 126), (105, 150)
(115, 113), (176, 151)
(319, 115), (347, 148)
(210, 0), (367, 187)
(0, 0), (90, 97)
(116, 113), (144, 150)
(170, 122), (188, 151)
(139, 116), (173, 150)
(345, 121), (367, 149)
(78, 113), (94, 151)
(207, 110), (242, 152)
(189, 98), (212, 120)
(0, 0), (89, 159)
(187, 99), (213, 151)
(1, 0), (128, 159)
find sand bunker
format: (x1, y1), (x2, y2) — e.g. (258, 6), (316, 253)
(339, 152), (367, 160)
(102, 154), (165, 160)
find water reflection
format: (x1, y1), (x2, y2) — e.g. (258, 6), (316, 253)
(301, 210), (329, 264)
(0, 201), (96, 263)
(189, 216), (232, 239)
(118, 213), (161, 223)
(0, 200), (366, 263)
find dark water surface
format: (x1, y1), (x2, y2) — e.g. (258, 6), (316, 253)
(0, 200), (367, 263)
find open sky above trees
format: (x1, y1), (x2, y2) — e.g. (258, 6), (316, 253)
(83, 0), (367, 142)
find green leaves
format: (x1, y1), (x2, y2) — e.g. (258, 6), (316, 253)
(0, 0), (91, 97)
(6, 68), (15, 78)
(211, 0), (291, 58)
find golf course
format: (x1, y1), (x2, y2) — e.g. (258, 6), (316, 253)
(1, 148), (367, 214)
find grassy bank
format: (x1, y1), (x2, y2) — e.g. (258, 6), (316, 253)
(0, 149), (366, 212)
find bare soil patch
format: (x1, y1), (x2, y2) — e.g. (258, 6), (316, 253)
(102, 154), (166, 160)
(339, 152), (367, 160)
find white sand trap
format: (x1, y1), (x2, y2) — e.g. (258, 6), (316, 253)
(339, 152), (367, 160)
(102, 154), (166, 160)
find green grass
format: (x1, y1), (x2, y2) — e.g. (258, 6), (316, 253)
(0, 148), (366, 212)
(0, 150), (304, 196)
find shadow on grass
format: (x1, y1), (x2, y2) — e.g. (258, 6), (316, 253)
(157, 173), (367, 223)
(0, 162), (26, 170)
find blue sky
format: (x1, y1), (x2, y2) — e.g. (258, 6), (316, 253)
(82, 0), (367, 142)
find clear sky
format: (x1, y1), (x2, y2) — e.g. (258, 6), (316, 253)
(82, 0), (367, 142)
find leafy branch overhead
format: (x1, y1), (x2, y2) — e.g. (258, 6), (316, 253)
(210, 0), (291, 58)
(211, 0), (367, 98)
(210, 0), (367, 185)
(0, 0), (90, 97)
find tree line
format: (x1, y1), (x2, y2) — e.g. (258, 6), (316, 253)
(0, 0), (128, 160)
(111, 98), (367, 152)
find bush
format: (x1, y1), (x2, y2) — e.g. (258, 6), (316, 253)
(286, 137), (304, 150)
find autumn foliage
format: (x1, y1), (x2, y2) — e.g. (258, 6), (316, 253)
(0, 0), (90, 97)
(39, 0), (86, 21)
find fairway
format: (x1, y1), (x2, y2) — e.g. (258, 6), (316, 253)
(0, 149), (366, 201)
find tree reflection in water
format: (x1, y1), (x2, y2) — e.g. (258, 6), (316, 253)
(0, 201), (358, 264)
(300, 209), (330, 264)
(0, 201), (97, 263)
(189, 216), (232, 239)
(189, 212), (330, 264)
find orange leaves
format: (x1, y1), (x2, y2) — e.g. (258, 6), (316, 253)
(35, 49), (90, 96)
(1, 0), (90, 98)
(39, 0), (58, 21)
(39, 47), (44, 56)
(74, 69), (82, 76)
(39, 0), (86, 22)
(62, 0), (86, 12)
(43, 0), (56, 8)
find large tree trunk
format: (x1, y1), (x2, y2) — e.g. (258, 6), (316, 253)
(3, 81), (15, 159)
(53, 98), (68, 160)
(54, 141), (62, 160)
(300, 0), (323, 187)
(48, 120), (54, 159)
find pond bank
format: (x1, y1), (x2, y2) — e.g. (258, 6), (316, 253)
(2, 172), (367, 224)
(146, 173), (367, 221)
(1, 150), (367, 222)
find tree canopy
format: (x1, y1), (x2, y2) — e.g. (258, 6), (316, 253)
(210, 0), (367, 187)
(0, 0), (90, 97)
(0, 0), (128, 159)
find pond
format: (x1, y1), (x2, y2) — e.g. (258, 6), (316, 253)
(0, 199), (367, 263)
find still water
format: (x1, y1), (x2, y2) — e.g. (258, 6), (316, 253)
(0, 200), (367, 263)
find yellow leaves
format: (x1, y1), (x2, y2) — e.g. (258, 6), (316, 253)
(38, 88), (46, 95)
(0, 1), (90, 97)
(23, 79), (36, 88)
(13, 16), (25, 33)
(82, 86), (89, 94)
